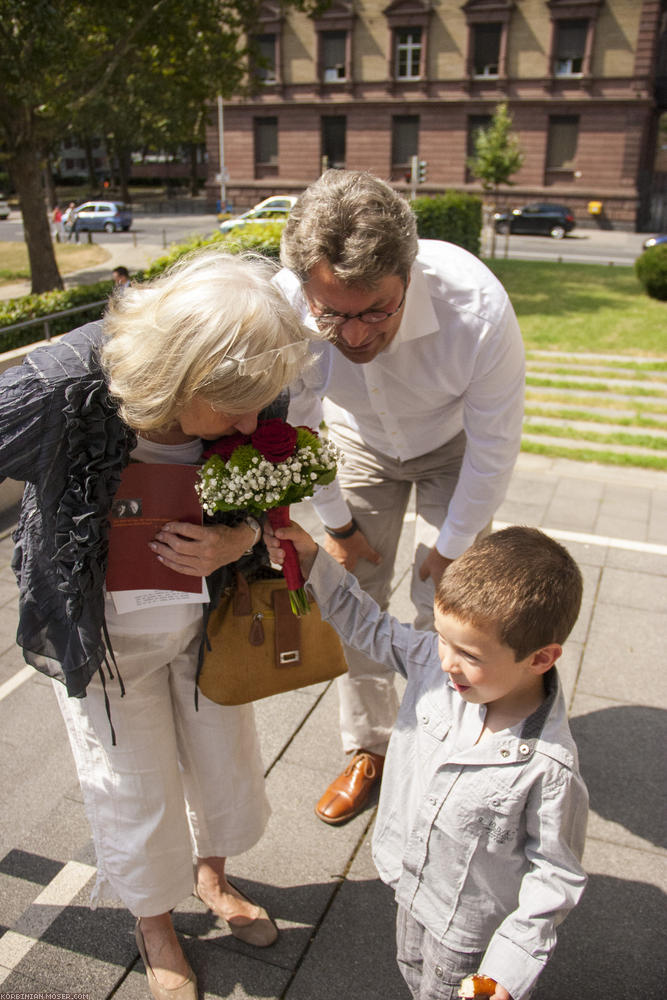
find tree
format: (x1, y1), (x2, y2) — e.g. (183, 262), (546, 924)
(467, 102), (524, 258)
(0, 0), (324, 294)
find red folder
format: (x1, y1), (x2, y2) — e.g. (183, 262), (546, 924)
(106, 463), (202, 592)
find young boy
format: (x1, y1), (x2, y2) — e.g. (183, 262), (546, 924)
(265, 523), (588, 1000)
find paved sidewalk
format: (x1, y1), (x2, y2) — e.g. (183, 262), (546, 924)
(0, 453), (665, 999)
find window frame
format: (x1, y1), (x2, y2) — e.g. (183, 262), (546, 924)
(461, 0), (513, 83)
(546, 0), (603, 84)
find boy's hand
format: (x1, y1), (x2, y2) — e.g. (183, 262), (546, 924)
(264, 519), (319, 579)
(490, 985), (512, 1000)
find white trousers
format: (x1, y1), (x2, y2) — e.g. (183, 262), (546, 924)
(53, 618), (270, 917)
(331, 427), (468, 757)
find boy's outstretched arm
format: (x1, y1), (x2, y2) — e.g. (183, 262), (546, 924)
(264, 518), (319, 578)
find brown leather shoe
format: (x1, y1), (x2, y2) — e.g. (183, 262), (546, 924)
(315, 750), (385, 825)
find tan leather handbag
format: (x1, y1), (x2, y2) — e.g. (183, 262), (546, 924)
(198, 572), (347, 705)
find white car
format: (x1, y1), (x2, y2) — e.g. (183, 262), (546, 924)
(219, 195), (297, 233)
(0, 200), (10, 220)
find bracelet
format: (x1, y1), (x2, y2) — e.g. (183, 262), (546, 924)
(243, 515), (262, 554)
(323, 517), (358, 540)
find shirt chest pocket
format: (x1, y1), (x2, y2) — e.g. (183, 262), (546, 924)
(447, 775), (527, 852)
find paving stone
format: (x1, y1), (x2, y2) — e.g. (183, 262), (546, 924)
(596, 566), (667, 613)
(577, 603), (667, 706)
(533, 842), (665, 1000)
(284, 826), (409, 1000)
(543, 496), (601, 531)
(570, 692), (666, 853)
(605, 546), (667, 575)
(593, 512), (650, 541)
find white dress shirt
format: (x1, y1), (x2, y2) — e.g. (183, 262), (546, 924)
(278, 240), (525, 559)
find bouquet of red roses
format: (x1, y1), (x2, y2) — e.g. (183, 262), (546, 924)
(196, 419), (340, 614)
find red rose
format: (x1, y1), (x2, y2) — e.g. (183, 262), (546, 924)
(251, 419), (298, 462)
(202, 431), (250, 461)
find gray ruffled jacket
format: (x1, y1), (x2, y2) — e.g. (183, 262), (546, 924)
(1, 323), (283, 701)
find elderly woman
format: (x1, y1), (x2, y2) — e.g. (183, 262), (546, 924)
(0, 249), (315, 1000)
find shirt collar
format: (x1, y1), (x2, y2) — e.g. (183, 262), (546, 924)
(385, 257), (440, 354)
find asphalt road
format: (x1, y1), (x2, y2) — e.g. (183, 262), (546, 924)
(0, 212), (653, 265)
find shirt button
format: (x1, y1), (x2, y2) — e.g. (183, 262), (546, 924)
(491, 798), (501, 807)
(500, 748), (510, 758)
(520, 743), (531, 756)
(435, 966), (444, 980)
(422, 715), (430, 725)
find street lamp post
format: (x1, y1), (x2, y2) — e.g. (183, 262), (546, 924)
(217, 95), (226, 211)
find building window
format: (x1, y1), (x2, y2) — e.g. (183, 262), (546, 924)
(546, 115), (579, 170)
(254, 33), (277, 84)
(395, 28), (422, 79)
(322, 31), (347, 82)
(392, 115), (419, 174)
(554, 19), (587, 75)
(321, 116), (346, 169)
(255, 117), (278, 166)
(473, 23), (501, 76)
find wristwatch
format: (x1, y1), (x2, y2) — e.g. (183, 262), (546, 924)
(243, 515), (262, 554)
(323, 517), (359, 540)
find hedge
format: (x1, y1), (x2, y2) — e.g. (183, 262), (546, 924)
(412, 191), (482, 256)
(0, 201), (483, 352)
(0, 224), (284, 353)
(634, 244), (667, 301)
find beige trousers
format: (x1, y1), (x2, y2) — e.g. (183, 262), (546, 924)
(54, 618), (270, 917)
(330, 427), (468, 756)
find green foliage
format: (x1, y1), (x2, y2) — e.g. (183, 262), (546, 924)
(143, 223), (284, 279)
(0, 222), (283, 352)
(467, 102), (524, 192)
(412, 192), (482, 256)
(0, 281), (114, 352)
(634, 245), (667, 301)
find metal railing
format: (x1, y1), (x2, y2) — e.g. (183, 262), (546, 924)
(0, 300), (106, 342)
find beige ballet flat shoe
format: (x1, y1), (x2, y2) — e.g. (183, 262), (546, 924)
(193, 881), (278, 947)
(134, 919), (198, 1000)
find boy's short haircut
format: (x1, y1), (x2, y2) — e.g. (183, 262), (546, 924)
(435, 526), (583, 661)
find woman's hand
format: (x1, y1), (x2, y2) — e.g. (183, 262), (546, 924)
(150, 521), (256, 577)
(264, 519), (319, 579)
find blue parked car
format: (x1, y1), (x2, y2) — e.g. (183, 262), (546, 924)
(642, 234), (667, 249)
(71, 200), (132, 234)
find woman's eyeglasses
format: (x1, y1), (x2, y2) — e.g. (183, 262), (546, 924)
(309, 284), (407, 330)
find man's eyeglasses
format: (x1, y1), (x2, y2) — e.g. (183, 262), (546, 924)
(309, 284), (407, 330)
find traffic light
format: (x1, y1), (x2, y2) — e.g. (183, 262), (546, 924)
(418, 159), (427, 183)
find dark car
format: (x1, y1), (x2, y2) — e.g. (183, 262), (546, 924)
(494, 202), (576, 239)
(71, 200), (132, 234)
(642, 234), (667, 250)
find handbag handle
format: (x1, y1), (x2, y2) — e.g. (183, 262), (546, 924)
(233, 570), (253, 615)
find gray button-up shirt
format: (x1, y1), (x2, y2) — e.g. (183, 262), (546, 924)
(307, 549), (589, 1000)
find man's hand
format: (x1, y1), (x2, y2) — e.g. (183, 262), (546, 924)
(150, 521), (256, 577)
(418, 546), (453, 586)
(323, 527), (382, 572)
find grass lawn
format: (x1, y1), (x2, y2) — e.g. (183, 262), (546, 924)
(0, 241), (109, 284)
(485, 259), (667, 357)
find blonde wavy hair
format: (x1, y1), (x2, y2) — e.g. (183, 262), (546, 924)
(280, 170), (419, 287)
(101, 248), (314, 431)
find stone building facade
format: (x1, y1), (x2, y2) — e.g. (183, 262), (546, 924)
(206, 0), (667, 230)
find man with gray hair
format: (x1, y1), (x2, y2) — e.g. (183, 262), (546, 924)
(277, 170), (525, 825)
